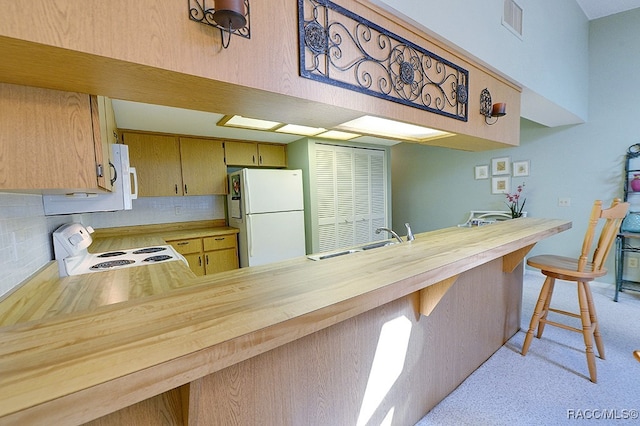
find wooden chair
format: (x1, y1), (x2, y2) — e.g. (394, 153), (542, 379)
(522, 199), (629, 383)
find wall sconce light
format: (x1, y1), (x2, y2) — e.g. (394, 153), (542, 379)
(480, 88), (507, 125)
(188, 0), (251, 49)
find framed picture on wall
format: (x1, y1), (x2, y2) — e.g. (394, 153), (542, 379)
(491, 157), (511, 175)
(474, 165), (489, 180)
(492, 176), (511, 194)
(513, 160), (530, 177)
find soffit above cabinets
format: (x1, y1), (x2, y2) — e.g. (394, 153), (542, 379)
(112, 100), (402, 146)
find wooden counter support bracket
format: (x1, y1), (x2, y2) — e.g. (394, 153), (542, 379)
(502, 244), (535, 273)
(418, 275), (459, 317)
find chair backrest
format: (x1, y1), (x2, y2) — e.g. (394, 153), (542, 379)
(578, 198), (629, 272)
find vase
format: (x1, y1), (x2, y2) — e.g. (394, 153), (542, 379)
(631, 175), (640, 192)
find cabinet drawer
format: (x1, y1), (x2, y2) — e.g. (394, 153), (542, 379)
(168, 238), (203, 255)
(203, 235), (236, 251)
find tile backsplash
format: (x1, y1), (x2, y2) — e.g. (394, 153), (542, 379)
(1, 193), (226, 297)
(0, 193), (50, 296)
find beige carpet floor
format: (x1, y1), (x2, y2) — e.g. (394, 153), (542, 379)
(415, 271), (640, 425)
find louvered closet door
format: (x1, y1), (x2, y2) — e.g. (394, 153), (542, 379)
(335, 146), (355, 248)
(315, 144), (387, 252)
(369, 152), (387, 240)
(316, 146), (338, 253)
(353, 150), (370, 245)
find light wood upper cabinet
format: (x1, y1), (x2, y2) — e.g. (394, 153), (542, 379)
(0, 83), (111, 193)
(258, 143), (287, 167)
(179, 138), (226, 195)
(122, 132), (227, 197)
(225, 141), (287, 168)
(123, 132), (183, 197)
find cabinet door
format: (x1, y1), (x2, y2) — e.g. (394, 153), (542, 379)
(179, 138), (226, 195)
(205, 249), (239, 274)
(123, 132), (183, 196)
(0, 83), (103, 191)
(203, 234), (239, 274)
(258, 144), (286, 167)
(225, 141), (258, 166)
(184, 253), (205, 276)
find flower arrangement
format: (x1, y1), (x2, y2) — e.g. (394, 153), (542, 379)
(505, 183), (526, 218)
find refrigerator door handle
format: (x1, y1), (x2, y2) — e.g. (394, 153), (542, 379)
(246, 214), (253, 259)
(244, 171), (252, 214)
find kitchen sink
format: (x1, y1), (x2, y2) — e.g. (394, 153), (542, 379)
(307, 241), (398, 261)
(360, 241), (396, 250)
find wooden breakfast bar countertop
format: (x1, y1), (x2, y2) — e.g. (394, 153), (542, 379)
(0, 218), (570, 425)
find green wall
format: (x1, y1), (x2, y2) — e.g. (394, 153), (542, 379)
(391, 9), (640, 284)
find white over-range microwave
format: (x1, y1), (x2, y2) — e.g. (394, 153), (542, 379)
(42, 144), (138, 215)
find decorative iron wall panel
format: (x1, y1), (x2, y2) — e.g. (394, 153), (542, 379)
(298, 0), (468, 121)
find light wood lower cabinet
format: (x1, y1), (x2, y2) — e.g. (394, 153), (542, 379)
(168, 233), (238, 276)
(203, 235), (239, 274)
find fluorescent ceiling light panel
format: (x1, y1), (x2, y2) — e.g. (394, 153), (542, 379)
(337, 116), (451, 141)
(219, 115), (281, 131)
(275, 124), (326, 136)
(316, 130), (361, 140)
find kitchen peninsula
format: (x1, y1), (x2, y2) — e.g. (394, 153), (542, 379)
(0, 218), (569, 425)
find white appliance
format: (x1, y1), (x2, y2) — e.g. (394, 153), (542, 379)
(52, 222), (187, 277)
(228, 169), (306, 267)
(43, 144), (138, 215)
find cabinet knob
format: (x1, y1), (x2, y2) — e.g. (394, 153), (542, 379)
(205, 254), (209, 265)
(215, 237), (224, 241)
(184, 184), (188, 194)
(175, 184), (178, 194)
(198, 256), (202, 266)
(176, 241), (189, 246)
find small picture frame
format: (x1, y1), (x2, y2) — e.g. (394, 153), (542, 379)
(492, 176), (511, 194)
(474, 165), (489, 180)
(491, 157), (511, 175)
(513, 160), (530, 177)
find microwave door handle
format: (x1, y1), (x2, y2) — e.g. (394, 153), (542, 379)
(109, 161), (117, 186)
(129, 167), (138, 200)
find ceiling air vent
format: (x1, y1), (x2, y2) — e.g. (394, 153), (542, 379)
(503, 0), (523, 38)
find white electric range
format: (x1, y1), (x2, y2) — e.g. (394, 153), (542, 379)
(63, 245), (188, 276)
(53, 223), (188, 277)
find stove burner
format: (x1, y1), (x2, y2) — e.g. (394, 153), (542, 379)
(132, 247), (167, 254)
(143, 255), (173, 263)
(97, 251), (127, 258)
(91, 259), (136, 269)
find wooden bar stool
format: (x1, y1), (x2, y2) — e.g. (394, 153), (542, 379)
(522, 199), (629, 383)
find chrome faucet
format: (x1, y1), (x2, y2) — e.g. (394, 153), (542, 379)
(405, 223), (415, 241)
(375, 227), (404, 243)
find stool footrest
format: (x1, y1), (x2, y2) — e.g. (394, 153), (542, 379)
(540, 318), (583, 334)
(548, 307), (580, 319)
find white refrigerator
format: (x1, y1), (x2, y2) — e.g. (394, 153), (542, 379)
(228, 168), (306, 267)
